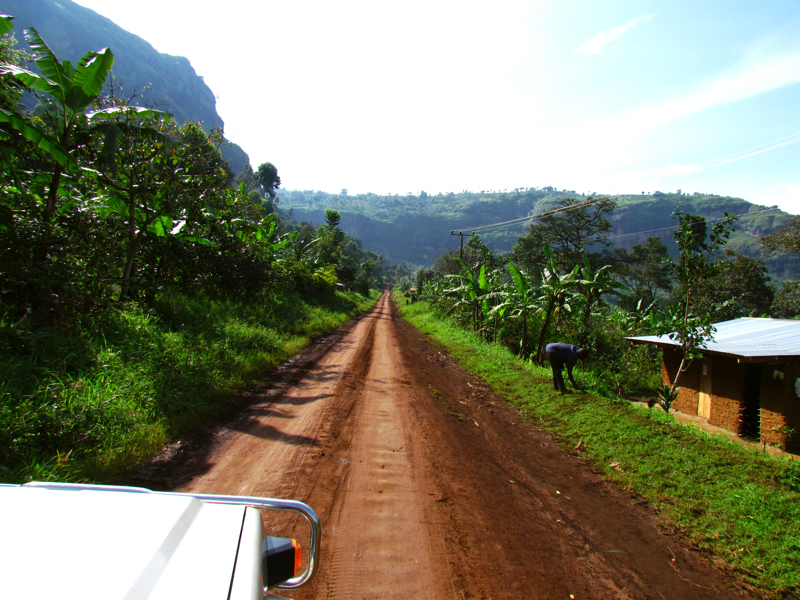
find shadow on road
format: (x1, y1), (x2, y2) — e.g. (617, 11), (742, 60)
(232, 418), (321, 445)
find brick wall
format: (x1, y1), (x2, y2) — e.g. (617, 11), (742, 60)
(760, 360), (800, 452)
(661, 347), (699, 414)
(707, 356), (743, 433)
(659, 349), (800, 452)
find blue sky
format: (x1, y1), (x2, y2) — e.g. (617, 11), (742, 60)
(70, 0), (800, 214)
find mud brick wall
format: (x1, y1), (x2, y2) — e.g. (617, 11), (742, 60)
(760, 360), (800, 452)
(706, 356), (743, 433)
(659, 348), (800, 451)
(660, 348), (700, 414)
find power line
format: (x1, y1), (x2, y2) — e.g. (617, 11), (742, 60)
(422, 232), (458, 270)
(451, 192), (781, 248)
(597, 205), (780, 242)
(509, 206), (780, 258)
(437, 188), (782, 263)
(461, 196), (607, 234)
(449, 130), (800, 237)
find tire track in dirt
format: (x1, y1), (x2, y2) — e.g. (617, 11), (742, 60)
(178, 292), (453, 599)
(167, 290), (757, 600)
(310, 293), (454, 600)
(176, 296), (376, 500)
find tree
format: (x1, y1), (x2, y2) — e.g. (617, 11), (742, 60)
(94, 114), (230, 299)
(772, 281), (800, 319)
(510, 226), (547, 276)
(761, 216), (800, 256)
(315, 209), (345, 267)
(324, 209), (341, 230)
(493, 262), (538, 357)
(693, 251), (774, 321)
(520, 196), (616, 271)
(256, 162), (281, 199)
(616, 237), (672, 312)
(0, 16), (31, 112)
(435, 235), (500, 276)
(0, 20), (174, 311)
(463, 235), (502, 272)
(576, 252), (627, 327)
(444, 260), (494, 335)
(236, 164), (261, 196)
(655, 210), (737, 412)
(433, 249), (465, 276)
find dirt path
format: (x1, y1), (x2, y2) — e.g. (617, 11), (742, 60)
(171, 291), (754, 600)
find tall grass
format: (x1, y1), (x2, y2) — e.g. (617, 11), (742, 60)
(399, 296), (800, 598)
(0, 290), (377, 483)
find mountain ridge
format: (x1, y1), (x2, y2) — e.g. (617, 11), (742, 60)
(1, 0), (250, 174)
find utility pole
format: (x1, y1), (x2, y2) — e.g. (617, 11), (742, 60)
(450, 231), (475, 260)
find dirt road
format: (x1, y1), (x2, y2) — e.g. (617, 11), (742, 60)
(170, 291), (753, 599)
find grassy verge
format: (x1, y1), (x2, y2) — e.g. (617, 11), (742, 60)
(1, 290), (378, 484)
(398, 296), (800, 598)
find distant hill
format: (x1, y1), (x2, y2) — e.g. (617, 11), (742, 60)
(1, 0), (250, 174)
(278, 188), (797, 278)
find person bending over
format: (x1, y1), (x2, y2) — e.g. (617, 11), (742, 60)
(545, 343), (587, 394)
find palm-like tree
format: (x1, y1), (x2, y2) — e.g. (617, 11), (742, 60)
(533, 246), (581, 364)
(0, 24), (166, 225)
(576, 252), (627, 327)
(490, 262), (538, 358)
(444, 260), (494, 335)
(0, 26), (115, 222)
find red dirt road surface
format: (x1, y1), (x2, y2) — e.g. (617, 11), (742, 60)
(173, 291), (754, 599)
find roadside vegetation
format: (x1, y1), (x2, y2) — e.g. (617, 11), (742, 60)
(0, 17), (385, 483)
(393, 197), (800, 597)
(402, 195), (799, 416)
(398, 294), (800, 598)
(1, 291), (376, 484)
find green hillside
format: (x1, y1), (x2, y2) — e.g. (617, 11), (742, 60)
(279, 188), (796, 276)
(1, 0), (250, 173)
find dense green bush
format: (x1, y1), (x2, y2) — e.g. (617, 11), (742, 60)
(0, 290), (377, 483)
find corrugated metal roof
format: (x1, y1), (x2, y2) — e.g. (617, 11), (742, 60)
(626, 317), (800, 358)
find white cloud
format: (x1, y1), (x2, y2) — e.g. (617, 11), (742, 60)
(574, 51), (800, 147)
(574, 14), (655, 55)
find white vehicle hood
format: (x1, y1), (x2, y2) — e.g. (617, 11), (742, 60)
(0, 485), (252, 599)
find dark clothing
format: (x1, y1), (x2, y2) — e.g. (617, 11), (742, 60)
(545, 343), (584, 393)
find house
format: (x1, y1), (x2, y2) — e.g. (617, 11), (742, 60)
(626, 318), (800, 453)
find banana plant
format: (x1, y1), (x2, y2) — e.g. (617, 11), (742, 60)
(489, 262), (538, 358)
(420, 277), (445, 303)
(0, 26), (167, 224)
(533, 245), (581, 364)
(0, 27), (112, 222)
(0, 14), (11, 36)
(576, 252), (628, 327)
(444, 260), (494, 333)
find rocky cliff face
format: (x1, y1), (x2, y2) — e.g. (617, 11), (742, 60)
(2, 0), (249, 173)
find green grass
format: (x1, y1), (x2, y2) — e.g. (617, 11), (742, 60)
(0, 290), (378, 483)
(398, 295), (800, 598)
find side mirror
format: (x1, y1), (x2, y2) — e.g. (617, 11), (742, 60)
(262, 537), (302, 589)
